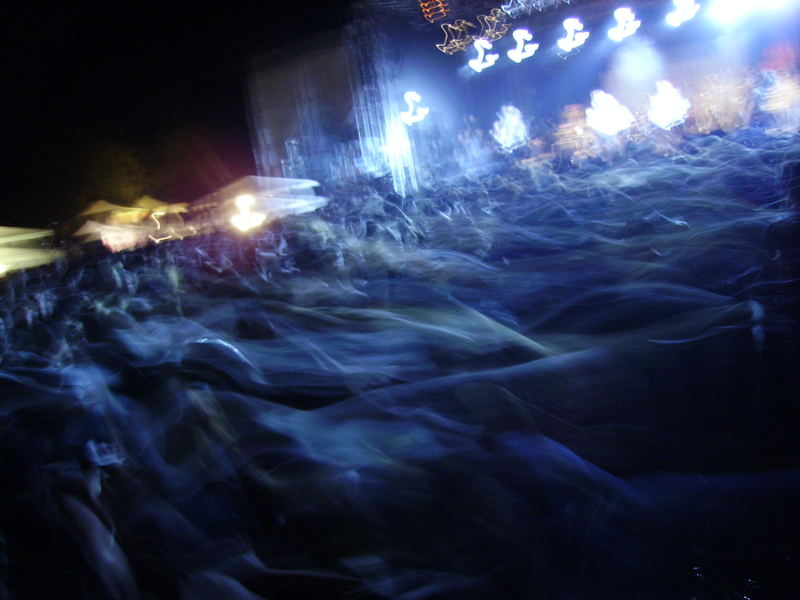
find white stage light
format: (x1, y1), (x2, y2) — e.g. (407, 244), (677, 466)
(666, 0), (700, 27)
(586, 90), (635, 136)
(468, 38), (500, 73)
(708, 0), (756, 24)
(400, 92), (430, 126)
(507, 29), (540, 63)
(608, 8), (641, 42)
(557, 18), (590, 53)
(648, 81), (691, 129)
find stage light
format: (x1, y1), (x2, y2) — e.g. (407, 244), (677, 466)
(648, 80), (691, 129)
(400, 92), (430, 126)
(235, 194), (255, 210)
(709, 0), (792, 23)
(382, 118), (417, 196)
(418, 0), (449, 24)
(507, 29), (540, 63)
(557, 18), (590, 53)
(666, 0), (700, 27)
(586, 90), (635, 136)
(468, 38), (500, 72)
(708, 0), (756, 24)
(608, 8), (641, 42)
(491, 105), (529, 151)
(231, 194), (267, 233)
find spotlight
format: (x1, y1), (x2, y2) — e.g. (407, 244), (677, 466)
(586, 90), (635, 136)
(708, 0), (750, 24)
(608, 8), (641, 42)
(666, 0), (700, 27)
(468, 39), (500, 73)
(507, 29), (539, 63)
(231, 194), (266, 232)
(557, 18), (590, 53)
(400, 92), (429, 126)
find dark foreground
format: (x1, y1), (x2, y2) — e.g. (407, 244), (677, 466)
(2, 130), (800, 599)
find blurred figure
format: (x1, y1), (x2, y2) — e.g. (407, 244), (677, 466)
(758, 43), (800, 134)
(552, 104), (602, 165)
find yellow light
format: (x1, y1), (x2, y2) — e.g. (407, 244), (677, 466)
(230, 194), (267, 232)
(0, 264), (8, 276)
(235, 194), (256, 210)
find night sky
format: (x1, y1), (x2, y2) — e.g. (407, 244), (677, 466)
(6, 2), (354, 227)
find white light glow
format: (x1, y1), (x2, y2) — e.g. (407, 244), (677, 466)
(608, 7), (641, 42)
(557, 18), (590, 53)
(666, 0), (700, 27)
(707, 0), (784, 24)
(585, 90), (635, 135)
(507, 29), (540, 63)
(399, 91), (430, 126)
(231, 194), (267, 232)
(382, 117), (417, 196)
(468, 38), (500, 72)
(235, 194), (256, 210)
(491, 105), (529, 151)
(708, 0), (750, 24)
(648, 80), (691, 129)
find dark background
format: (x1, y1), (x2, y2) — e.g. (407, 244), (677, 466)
(4, 2), (353, 227)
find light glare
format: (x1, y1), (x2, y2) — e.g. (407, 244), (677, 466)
(708, 0), (757, 24)
(400, 91), (430, 126)
(608, 8), (641, 42)
(648, 81), (691, 129)
(557, 18), (590, 53)
(231, 194), (266, 232)
(507, 29), (540, 63)
(468, 38), (500, 72)
(235, 194), (256, 210)
(666, 0), (700, 27)
(586, 90), (635, 136)
(491, 105), (529, 151)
